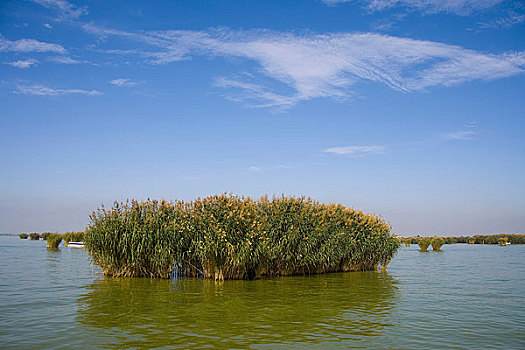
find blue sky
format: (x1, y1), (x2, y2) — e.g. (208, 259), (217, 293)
(1, 0), (524, 235)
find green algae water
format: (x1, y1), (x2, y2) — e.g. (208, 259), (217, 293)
(1, 236), (524, 349)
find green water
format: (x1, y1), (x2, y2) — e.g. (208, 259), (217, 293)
(0, 236), (524, 349)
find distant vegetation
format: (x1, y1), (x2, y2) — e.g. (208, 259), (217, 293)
(418, 238), (431, 252)
(431, 237), (445, 252)
(63, 232), (84, 245)
(46, 234), (63, 249)
(400, 234), (525, 249)
(84, 194), (400, 280)
(29, 233), (40, 240)
(17, 231), (85, 249)
(41, 232), (53, 241)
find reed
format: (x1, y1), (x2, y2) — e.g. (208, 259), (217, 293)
(498, 237), (508, 246)
(41, 232), (52, 240)
(29, 232), (40, 240)
(418, 238), (431, 252)
(47, 234), (63, 249)
(431, 237), (445, 251)
(19, 233), (29, 239)
(63, 231), (84, 244)
(402, 234), (525, 245)
(84, 194), (400, 280)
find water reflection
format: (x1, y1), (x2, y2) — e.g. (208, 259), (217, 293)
(77, 272), (398, 349)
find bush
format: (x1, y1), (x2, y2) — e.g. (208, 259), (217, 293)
(498, 237), (508, 246)
(19, 233), (29, 239)
(63, 231), (84, 244)
(418, 237), (431, 252)
(47, 234), (63, 249)
(468, 237), (476, 244)
(431, 237), (445, 251)
(29, 232), (40, 240)
(41, 232), (52, 240)
(84, 195), (400, 280)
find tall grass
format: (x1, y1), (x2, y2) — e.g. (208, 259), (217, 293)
(498, 237), (508, 246)
(431, 237), (445, 251)
(84, 194), (399, 280)
(29, 232), (40, 240)
(402, 234), (525, 245)
(41, 232), (53, 240)
(47, 234), (63, 249)
(63, 231), (84, 244)
(418, 238), (431, 252)
(19, 233), (29, 239)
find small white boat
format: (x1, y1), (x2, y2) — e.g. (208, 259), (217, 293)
(68, 241), (84, 248)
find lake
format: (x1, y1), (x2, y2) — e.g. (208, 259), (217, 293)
(0, 235), (523, 349)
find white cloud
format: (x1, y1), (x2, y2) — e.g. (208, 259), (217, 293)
(324, 145), (385, 155)
(31, 0), (87, 19)
(0, 35), (66, 53)
(49, 56), (82, 64)
(110, 78), (139, 87)
(249, 166), (262, 172)
(82, 25), (525, 108)
(480, 12), (525, 29)
(15, 84), (101, 96)
(214, 76), (297, 109)
(43, 23), (53, 29)
(323, 0), (504, 15)
(444, 130), (477, 140)
(7, 59), (38, 69)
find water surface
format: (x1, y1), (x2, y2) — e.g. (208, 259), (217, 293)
(0, 236), (523, 349)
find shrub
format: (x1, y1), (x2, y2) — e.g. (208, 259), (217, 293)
(444, 237), (457, 244)
(29, 232), (40, 240)
(41, 232), (52, 240)
(47, 234), (63, 249)
(468, 237), (476, 244)
(84, 195), (400, 280)
(63, 231), (84, 244)
(431, 237), (445, 251)
(498, 237), (508, 246)
(19, 233), (29, 239)
(418, 237), (431, 252)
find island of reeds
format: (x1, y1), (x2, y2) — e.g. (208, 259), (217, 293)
(83, 194), (400, 280)
(399, 234), (525, 247)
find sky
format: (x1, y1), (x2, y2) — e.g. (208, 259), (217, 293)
(0, 0), (524, 236)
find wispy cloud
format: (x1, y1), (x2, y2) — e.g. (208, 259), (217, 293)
(31, 0), (87, 19)
(49, 56), (82, 64)
(444, 130), (477, 140)
(249, 166), (262, 173)
(0, 35), (66, 53)
(323, 0), (505, 15)
(324, 145), (385, 155)
(15, 84), (101, 96)
(43, 23), (53, 29)
(480, 12), (525, 29)
(81, 25), (525, 108)
(214, 76), (297, 109)
(110, 78), (139, 87)
(7, 59), (38, 69)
